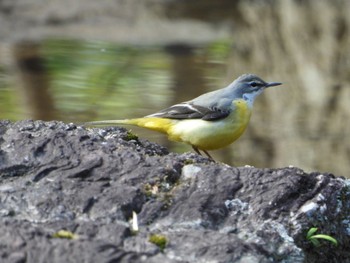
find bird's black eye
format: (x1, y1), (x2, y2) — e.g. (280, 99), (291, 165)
(250, 82), (258, 87)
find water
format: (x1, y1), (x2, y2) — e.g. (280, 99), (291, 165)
(1, 40), (231, 120)
(0, 39), (231, 154)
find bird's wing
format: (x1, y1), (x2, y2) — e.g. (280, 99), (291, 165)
(147, 102), (230, 121)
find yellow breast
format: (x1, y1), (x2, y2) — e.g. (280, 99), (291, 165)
(168, 99), (252, 150)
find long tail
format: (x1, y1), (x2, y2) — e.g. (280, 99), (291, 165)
(85, 117), (175, 134)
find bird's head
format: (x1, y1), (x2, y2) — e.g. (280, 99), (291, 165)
(233, 74), (282, 106)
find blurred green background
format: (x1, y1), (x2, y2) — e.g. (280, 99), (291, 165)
(0, 0), (349, 177)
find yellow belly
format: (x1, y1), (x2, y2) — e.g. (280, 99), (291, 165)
(126, 99), (251, 151)
(168, 99), (252, 150)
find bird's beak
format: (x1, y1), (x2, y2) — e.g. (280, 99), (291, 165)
(265, 82), (282, 88)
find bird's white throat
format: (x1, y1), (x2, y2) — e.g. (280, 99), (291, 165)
(242, 89), (264, 108)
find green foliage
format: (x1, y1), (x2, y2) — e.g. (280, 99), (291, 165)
(306, 227), (338, 247)
(143, 183), (154, 198)
(52, 230), (78, 239)
(149, 234), (168, 251)
(161, 193), (173, 210)
(183, 159), (194, 165)
(125, 130), (139, 141)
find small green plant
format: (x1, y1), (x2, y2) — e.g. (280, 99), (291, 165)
(183, 159), (194, 165)
(143, 183), (155, 197)
(52, 230), (78, 240)
(149, 234), (168, 251)
(125, 130), (138, 141)
(161, 193), (173, 210)
(306, 227), (338, 246)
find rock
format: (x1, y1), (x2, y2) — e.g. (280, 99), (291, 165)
(0, 120), (349, 263)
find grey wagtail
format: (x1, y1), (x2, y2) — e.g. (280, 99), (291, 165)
(86, 74), (282, 159)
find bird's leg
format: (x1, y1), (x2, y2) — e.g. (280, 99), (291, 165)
(202, 149), (214, 160)
(192, 146), (214, 161)
(192, 146), (202, 156)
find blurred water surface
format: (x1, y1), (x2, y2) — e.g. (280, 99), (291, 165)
(0, 40), (229, 122)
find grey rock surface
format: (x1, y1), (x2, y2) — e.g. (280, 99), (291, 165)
(0, 120), (349, 263)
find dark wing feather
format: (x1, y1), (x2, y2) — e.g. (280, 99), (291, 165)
(201, 110), (230, 121)
(148, 103), (230, 121)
